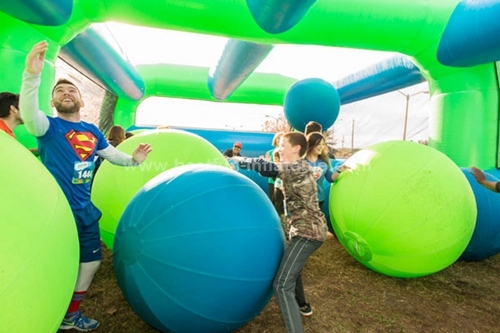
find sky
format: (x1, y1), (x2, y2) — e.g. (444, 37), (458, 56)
(103, 22), (430, 148)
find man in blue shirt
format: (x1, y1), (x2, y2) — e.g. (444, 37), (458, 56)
(20, 41), (152, 331)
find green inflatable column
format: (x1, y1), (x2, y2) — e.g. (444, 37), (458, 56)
(427, 64), (498, 169)
(114, 98), (140, 130)
(0, 13), (60, 149)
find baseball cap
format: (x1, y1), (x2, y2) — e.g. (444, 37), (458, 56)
(234, 142), (242, 148)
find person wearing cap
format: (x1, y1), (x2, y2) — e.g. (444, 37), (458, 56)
(223, 141), (243, 158)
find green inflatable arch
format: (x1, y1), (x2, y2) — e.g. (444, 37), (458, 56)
(1, 0), (499, 168)
(114, 64), (298, 128)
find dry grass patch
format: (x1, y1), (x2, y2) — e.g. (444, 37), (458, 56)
(66, 237), (500, 333)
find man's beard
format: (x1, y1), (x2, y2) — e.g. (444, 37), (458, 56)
(54, 100), (80, 114)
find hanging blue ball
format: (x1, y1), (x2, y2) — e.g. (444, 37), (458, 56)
(284, 78), (340, 132)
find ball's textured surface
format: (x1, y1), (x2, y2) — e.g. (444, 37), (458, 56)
(330, 140), (476, 277)
(113, 164), (285, 333)
(92, 129), (228, 249)
(0, 132), (78, 332)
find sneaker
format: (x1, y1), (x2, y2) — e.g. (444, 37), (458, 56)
(299, 303), (313, 317)
(59, 311), (100, 331)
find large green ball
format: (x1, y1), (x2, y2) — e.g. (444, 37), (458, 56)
(91, 129), (229, 250)
(0, 132), (78, 331)
(329, 140), (476, 278)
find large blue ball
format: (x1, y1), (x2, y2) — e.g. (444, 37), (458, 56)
(113, 164), (285, 333)
(460, 168), (500, 261)
(284, 78), (340, 132)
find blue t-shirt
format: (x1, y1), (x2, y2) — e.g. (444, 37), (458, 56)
(307, 159), (333, 202)
(38, 117), (108, 210)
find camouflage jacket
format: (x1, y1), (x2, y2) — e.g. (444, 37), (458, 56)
(239, 158), (327, 242)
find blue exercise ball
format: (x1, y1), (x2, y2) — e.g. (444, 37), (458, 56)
(113, 164), (285, 333)
(284, 78), (340, 132)
(226, 160), (269, 201)
(459, 168), (500, 261)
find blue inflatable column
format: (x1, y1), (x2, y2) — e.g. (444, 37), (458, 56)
(59, 26), (145, 101)
(0, 0), (72, 26)
(333, 55), (426, 105)
(437, 0), (500, 67)
(208, 39), (273, 100)
(246, 0), (317, 34)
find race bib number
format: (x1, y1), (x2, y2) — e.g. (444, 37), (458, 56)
(72, 161), (95, 184)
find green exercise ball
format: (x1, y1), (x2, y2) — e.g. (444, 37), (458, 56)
(329, 140), (476, 278)
(0, 132), (78, 332)
(91, 129), (229, 250)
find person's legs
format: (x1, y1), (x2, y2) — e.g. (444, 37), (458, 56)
(295, 274), (313, 316)
(294, 275), (306, 305)
(273, 237), (323, 333)
(60, 203), (102, 331)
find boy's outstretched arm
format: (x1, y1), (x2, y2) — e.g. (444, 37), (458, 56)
(231, 157), (279, 178)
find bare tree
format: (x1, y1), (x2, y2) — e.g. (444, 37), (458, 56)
(261, 113), (291, 133)
(418, 139), (429, 145)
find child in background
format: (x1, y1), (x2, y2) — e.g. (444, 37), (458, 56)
(305, 132), (336, 209)
(306, 132), (341, 237)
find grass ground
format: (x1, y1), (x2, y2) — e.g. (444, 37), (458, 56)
(67, 236), (500, 333)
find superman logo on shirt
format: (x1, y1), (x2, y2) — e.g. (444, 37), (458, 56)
(65, 130), (97, 161)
